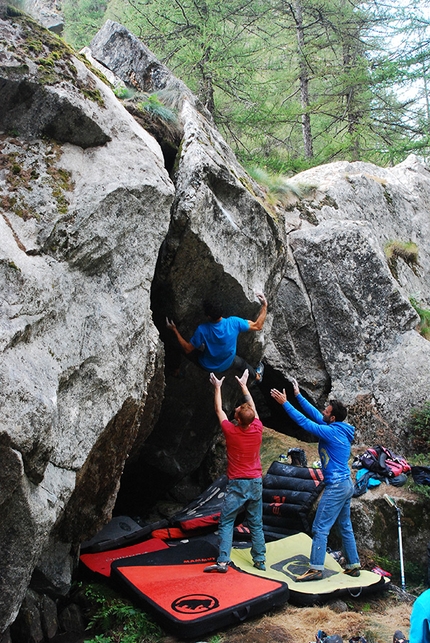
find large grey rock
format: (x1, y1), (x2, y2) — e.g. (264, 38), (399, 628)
(0, 19), (108, 147)
(285, 219), (430, 446)
(351, 486), (430, 571)
(263, 163), (430, 447)
(89, 20), (212, 120)
(2, 13), (430, 638)
(0, 12), (174, 632)
(288, 158), (430, 305)
(20, 0), (64, 33)
(88, 21), (287, 510)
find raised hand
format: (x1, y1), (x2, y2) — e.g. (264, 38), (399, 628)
(271, 388), (287, 405)
(235, 369), (249, 388)
(210, 372), (225, 388)
(291, 378), (300, 396)
(255, 292), (267, 306)
(166, 317), (176, 330)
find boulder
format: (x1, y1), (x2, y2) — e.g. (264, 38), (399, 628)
(351, 485), (430, 572)
(267, 168), (430, 447)
(287, 158), (430, 305)
(2, 12), (430, 637)
(87, 21), (286, 511)
(0, 11), (174, 632)
(19, 0), (64, 33)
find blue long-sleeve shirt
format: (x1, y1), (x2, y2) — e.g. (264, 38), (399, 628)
(281, 393), (355, 484)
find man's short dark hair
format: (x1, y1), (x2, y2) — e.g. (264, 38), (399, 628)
(203, 299), (223, 321)
(329, 399), (348, 422)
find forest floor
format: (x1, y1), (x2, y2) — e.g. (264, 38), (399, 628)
(71, 427), (424, 643)
(159, 588), (414, 643)
(158, 427), (418, 643)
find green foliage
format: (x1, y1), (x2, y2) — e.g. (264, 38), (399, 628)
(403, 452), (430, 501)
(113, 86), (133, 99)
(138, 94), (178, 125)
(248, 166), (303, 203)
(373, 555), (426, 588)
(410, 297), (430, 340)
(407, 478), (430, 502)
(246, 165), (315, 204)
(6, 3), (25, 17)
(408, 401), (430, 455)
(361, 630), (384, 643)
(62, 0), (108, 49)
(61, 0), (430, 171)
(384, 240), (419, 265)
(83, 582), (163, 643)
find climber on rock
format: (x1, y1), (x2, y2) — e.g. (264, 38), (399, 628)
(166, 293), (267, 381)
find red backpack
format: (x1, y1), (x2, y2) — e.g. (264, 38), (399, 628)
(352, 445), (411, 478)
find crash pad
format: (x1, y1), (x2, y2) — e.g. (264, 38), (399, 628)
(80, 516), (167, 553)
(111, 538), (289, 638)
(80, 537), (169, 577)
(230, 532), (389, 606)
(170, 475), (228, 532)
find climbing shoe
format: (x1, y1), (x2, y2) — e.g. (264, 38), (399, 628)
(203, 562), (228, 573)
(253, 561), (266, 571)
(343, 567), (361, 577)
(255, 362), (264, 383)
(296, 568), (323, 582)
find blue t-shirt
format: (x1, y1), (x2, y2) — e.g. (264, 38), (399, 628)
(282, 394), (355, 484)
(190, 316), (250, 371)
(410, 589), (430, 643)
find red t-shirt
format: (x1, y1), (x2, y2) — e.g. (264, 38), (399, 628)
(221, 418), (263, 479)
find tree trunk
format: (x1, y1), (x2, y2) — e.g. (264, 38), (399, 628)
(340, 0), (363, 161)
(198, 48), (215, 115)
(292, 0), (313, 159)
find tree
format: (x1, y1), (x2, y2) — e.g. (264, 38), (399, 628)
(290, 0), (313, 158)
(107, 0), (270, 113)
(62, 0), (108, 49)
(61, 0), (430, 171)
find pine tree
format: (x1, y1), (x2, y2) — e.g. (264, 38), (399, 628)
(60, 0), (430, 170)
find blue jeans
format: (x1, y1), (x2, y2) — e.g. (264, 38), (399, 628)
(212, 355), (257, 381)
(218, 478), (266, 564)
(310, 477), (360, 570)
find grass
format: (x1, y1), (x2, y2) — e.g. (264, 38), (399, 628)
(407, 401), (430, 456)
(246, 166), (315, 206)
(123, 91), (183, 148)
(410, 297), (430, 340)
(138, 94), (179, 124)
(261, 426), (319, 474)
(372, 554), (427, 590)
(384, 240), (419, 279)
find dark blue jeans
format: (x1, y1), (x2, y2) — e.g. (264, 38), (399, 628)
(218, 478), (266, 564)
(310, 477), (360, 570)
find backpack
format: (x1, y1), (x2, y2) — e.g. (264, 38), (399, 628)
(411, 465), (430, 486)
(352, 445), (411, 478)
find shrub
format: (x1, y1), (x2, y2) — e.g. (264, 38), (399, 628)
(373, 555), (426, 588)
(113, 85), (133, 99)
(409, 401), (430, 455)
(410, 297), (430, 340)
(83, 582), (163, 643)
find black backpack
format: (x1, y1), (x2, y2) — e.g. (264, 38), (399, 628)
(411, 465), (430, 486)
